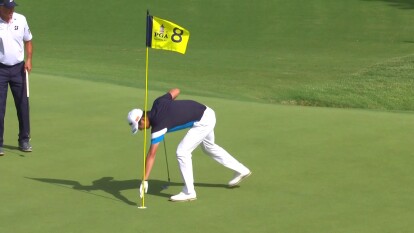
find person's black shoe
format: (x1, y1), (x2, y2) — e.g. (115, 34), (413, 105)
(19, 141), (32, 152)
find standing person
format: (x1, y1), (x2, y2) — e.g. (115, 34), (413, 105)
(0, 0), (33, 156)
(127, 88), (251, 202)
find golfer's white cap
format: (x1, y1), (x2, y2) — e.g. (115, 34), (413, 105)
(127, 109), (143, 134)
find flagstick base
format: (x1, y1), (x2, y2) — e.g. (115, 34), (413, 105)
(138, 206), (147, 209)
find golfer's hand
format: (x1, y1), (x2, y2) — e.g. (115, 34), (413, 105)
(139, 181), (148, 198)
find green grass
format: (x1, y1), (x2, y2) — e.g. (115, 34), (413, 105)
(21, 0), (414, 110)
(282, 54), (414, 110)
(1, 74), (414, 233)
(1, 0), (414, 232)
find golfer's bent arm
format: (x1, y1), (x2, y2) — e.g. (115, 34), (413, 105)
(144, 143), (160, 180)
(169, 88), (180, 100)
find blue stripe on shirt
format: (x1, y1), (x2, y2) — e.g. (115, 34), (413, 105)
(151, 135), (165, 144)
(151, 121), (196, 144)
(167, 121), (196, 133)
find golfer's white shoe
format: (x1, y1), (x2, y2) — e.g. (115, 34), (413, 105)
(170, 192), (197, 202)
(228, 170), (252, 187)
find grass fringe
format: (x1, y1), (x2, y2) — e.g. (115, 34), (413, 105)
(282, 54), (414, 111)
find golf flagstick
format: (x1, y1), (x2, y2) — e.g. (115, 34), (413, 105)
(138, 46), (150, 210)
(140, 10), (188, 208)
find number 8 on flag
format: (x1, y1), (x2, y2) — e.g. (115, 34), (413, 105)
(146, 12), (190, 54)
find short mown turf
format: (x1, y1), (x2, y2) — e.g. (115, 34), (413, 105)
(23, 0), (414, 110)
(1, 74), (413, 233)
(1, 1), (414, 232)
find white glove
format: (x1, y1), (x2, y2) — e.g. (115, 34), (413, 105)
(139, 181), (148, 198)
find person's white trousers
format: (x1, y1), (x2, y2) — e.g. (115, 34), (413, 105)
(176, 107), (250, 194)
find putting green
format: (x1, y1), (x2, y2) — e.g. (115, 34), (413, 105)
(1, 74), (413, 233)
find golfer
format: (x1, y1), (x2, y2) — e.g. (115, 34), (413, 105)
(0, 0), (33, 156)
(128, 88), (251, 202)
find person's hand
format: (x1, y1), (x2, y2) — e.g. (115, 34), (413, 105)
(139, 181), (148, 198)
(25, 59), (32, 73)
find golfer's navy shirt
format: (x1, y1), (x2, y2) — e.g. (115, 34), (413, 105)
(148, 93), (207, 144)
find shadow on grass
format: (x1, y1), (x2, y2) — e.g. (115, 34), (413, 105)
(25, 177), (229, 205)
(3, 144), (26, 157)
(362, 0), (414, 9)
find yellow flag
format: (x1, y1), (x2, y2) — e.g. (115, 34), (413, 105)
(146, 14), (190, 54)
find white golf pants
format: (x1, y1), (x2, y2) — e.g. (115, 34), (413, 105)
(176, 107), (250, 194)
